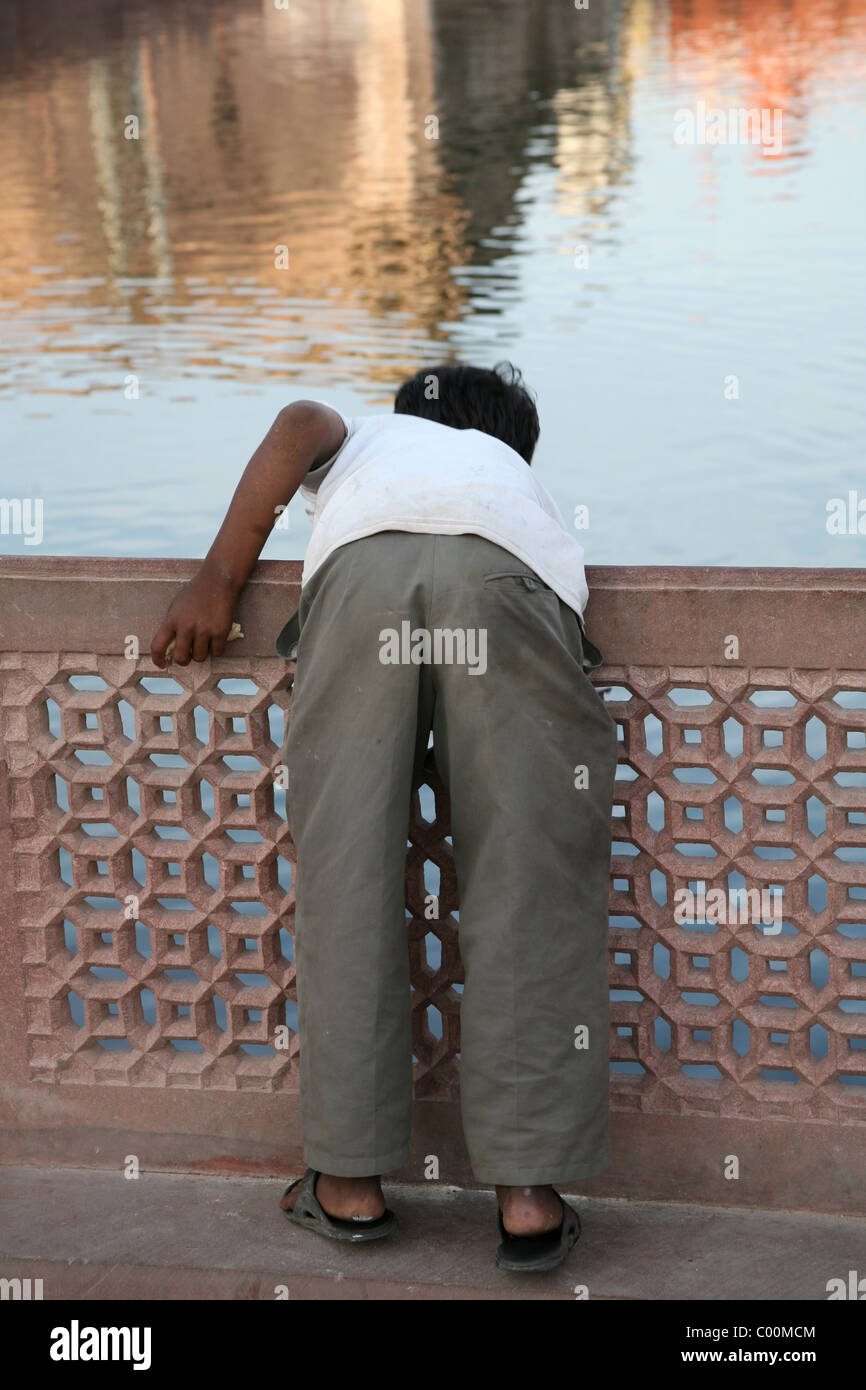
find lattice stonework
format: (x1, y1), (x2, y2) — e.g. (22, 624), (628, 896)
(2, 652), (866, 1121)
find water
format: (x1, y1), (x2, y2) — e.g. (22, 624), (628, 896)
(1, 0), (864, 566)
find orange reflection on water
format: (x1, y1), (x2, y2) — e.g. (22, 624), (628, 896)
(666, 0), (866, 167)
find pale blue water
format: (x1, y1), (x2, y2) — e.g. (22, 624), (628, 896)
(1, 0), (865, 568)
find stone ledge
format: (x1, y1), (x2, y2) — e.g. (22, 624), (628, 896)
(1, 1166), (864, 1301)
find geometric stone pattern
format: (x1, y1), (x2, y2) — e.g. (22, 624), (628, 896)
(1, 651), (297, 1092)
(1, 650), (864, 1121)
(598, 665), (866, 1123)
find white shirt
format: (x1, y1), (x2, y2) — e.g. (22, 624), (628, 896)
(295, 408), (589, 617)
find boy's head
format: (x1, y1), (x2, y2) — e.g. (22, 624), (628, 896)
(393, 361), (539, 463)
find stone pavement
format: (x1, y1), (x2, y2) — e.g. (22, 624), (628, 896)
(1, 1165), (864, 1300)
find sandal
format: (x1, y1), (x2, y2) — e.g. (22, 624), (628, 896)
(280, 1168), (396, 1244)
(495, 1192), (581, 1272)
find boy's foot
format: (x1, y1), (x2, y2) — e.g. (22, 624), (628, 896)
(494, 1187), (580, 1272)
(280, 1173), (385, 1221)
(495, 1184), (565, 1235)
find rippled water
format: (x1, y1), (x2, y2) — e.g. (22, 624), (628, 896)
(1, 0), (865, 566)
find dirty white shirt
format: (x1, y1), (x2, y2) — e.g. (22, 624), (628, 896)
(297, 407), (589, 616)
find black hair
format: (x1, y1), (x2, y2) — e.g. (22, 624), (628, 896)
(393, 361), (539, 463)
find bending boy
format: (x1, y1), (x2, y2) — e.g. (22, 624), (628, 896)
(151, 363), (618, 1272)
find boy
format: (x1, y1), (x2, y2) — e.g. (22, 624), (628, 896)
(151, 363), (618, 1272)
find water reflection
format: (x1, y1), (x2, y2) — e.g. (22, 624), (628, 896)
(0, 0), (634, 388)
(0, 0), (864, 561)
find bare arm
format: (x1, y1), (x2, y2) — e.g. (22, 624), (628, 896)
(150, 400), (346, 668)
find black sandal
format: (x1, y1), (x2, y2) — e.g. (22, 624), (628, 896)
(495, 1192), (581, 1271)
(280, 1168), (396, 1244)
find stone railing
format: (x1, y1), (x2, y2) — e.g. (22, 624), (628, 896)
(1, 557), (865, 1213)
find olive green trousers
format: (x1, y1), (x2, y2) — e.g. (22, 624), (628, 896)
(280, 531), (618, 1185)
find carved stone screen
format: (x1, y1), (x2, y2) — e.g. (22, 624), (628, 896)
(2, 645), (864, 1124)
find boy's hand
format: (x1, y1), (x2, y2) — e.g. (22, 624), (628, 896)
(148, 399), (344, 671)
(150, 575), (238, 668)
